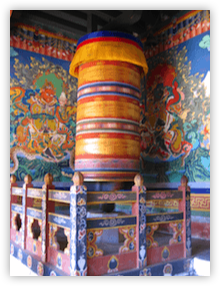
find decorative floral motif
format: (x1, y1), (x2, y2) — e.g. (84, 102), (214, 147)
(119, 226), (136, 253)
(37, 262), (44, 276)
(161, 246), (170, 260)
(153, 214), (174, 222)
(169, 221), (183, 245)
(27, 255), (32, 268)
(87, 230), (103, 259)
(151, 192), (174, 199)
(99, 218), (125, 228)
(139, 268), (151, 276)
(57, 253), (62, 269)
(163, 263), (173, 276)
(107, 256), (119, 273)
(10, 244), (14, 255)
(50, 191), (69, 202)
(146, 224), (159, 249)
(97, 193), (126, 201)
(53, 216), (67, 225)
(18, 249), (23, 261)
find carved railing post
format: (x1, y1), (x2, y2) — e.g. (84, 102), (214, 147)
(10, 175), (17, 229)
(41, 173), (54, 263)
(178, 175), (192, 258)
(132, 174), (147, 269)
(70, 172), (87, 276)
(21, 174), (33, 250)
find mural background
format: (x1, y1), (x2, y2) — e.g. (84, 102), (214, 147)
(10, 47), (78, 181)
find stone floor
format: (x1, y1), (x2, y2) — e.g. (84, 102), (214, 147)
(191, 238), (210, 276)
(192, 238), (210, 261)
(10, 255), (37, 276)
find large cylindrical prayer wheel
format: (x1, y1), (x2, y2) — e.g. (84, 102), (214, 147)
(69, 31), (148, 182)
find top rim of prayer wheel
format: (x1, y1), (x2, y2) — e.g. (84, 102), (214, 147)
(69, 30), (148, 78)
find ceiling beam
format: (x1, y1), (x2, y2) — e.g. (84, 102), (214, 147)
(101, 10), (142, 30)
(82, 10), (116, 23)
(12, 11), (87, 38)
(40, 10), (88, 27)
(100, 10), (123, 18)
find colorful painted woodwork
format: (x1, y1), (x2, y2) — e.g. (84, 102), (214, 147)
(178, 175), (192, 257)
(132, 174), (147, 268)
(69, 31), (148, 182)
(22, 175), (33, 249)
(70, 173), (87, 276)
(41, 173), (55, 263)
(10, 173), (192, 276)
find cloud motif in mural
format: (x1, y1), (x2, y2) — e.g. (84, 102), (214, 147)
(10, 47), (18, 57)
(199, 35), (210, 51)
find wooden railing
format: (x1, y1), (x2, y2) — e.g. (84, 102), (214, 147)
(10, 173), (191, 276)
(146, 177), (192, 266)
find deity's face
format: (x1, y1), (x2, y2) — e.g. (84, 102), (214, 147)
(40, 86), (57, 104)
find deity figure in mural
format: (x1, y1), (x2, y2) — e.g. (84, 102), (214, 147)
(140, 41), (210, 180)
(10, 71), (77, 174)
(140, 63), (193, 167)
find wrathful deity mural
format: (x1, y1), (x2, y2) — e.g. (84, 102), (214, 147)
(140, 31), (210, 183)
(10, 48), (78, 181)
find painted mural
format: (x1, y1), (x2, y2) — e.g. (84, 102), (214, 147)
(140, 31), (210, 183)
(10, 11), (210, 184)
(10, 48), (78, 181)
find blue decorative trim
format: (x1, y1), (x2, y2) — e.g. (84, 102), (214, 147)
(11, 204), (23, 214)
(27, 188), (42, 198)
(49, 190), (70, 203)
(145, 181), (210, 191)
(11, 187), (23, 196)
(77, 81), (140, 93)
(146, 212), (183, 223)
(87, 216), (136, 229)
(27, 208), (42, 220)
(48, 214), (70, 228)
(76, 31), (143, 50)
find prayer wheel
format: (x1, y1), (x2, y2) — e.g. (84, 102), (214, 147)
(69, 31), (148, 182)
